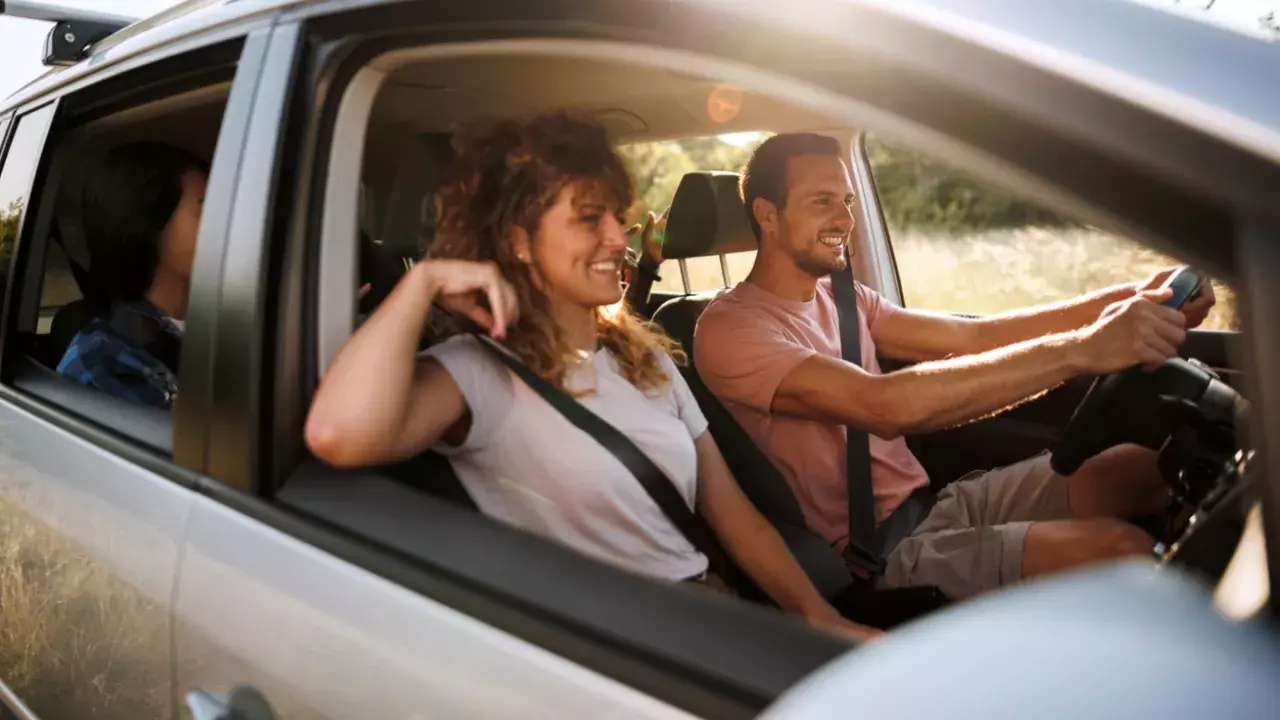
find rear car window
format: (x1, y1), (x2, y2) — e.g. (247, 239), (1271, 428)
(617, 132), (769, 293)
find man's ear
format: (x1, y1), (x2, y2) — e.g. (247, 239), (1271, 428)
(510, 225), (533, 263)
(753, 197), (779, 237)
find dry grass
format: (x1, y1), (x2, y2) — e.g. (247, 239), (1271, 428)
(0, 494), (169, 719)
(658, 227), (1239, 331)
(892, 227), (1238, 330)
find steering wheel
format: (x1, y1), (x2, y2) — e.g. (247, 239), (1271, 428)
(1050, 361), (1220, 476)
(1051, 268), (1215, 476)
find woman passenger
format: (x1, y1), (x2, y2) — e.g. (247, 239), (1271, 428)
(305, 114), (877, 642)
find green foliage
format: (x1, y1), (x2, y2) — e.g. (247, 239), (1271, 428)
(0, 198), (23, 286)
(0, 198), (21, 245)
(618, 132), (1071, 237)
(617, 135), (766, 219)
(865, 138), (1073, 233)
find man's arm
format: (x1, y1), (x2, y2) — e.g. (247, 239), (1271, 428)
(774, 289), (1185, 439)
(874, 268), (1217, 362)
(873, 284), (1136, 362)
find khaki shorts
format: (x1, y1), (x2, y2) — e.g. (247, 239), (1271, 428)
(882, 452), (1073, 599)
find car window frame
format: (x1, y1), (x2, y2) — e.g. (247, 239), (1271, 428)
(0, 28), (262, 483)
(0, 115), (12, 163)
(847, 131), (903, 305)
(0, 102), (57, 325)
(246, 18), (860, 716)
(200, 0), (1280, 685)
(853, 130), (1250, 334)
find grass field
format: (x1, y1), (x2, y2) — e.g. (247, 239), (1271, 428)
(0, 495), (169, 719)
(656, 227), (1238, 331)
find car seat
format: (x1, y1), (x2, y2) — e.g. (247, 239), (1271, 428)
(651, 172), (949, 624)
(653, 172), (853, 600)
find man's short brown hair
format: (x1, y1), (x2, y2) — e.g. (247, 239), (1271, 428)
(740, 133), (843, 241)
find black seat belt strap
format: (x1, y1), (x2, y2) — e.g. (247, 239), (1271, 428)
(829, 261), (884, 576)
(475, 337), (730, 575)
(105, 304), (182, 375)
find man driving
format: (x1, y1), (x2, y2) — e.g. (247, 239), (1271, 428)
(693, 133), (1215, 599)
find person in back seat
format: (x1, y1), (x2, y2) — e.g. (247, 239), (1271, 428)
(306, 114), (878, 642)
(694, 133), (1216, 600)
(58, 143), (207, 410)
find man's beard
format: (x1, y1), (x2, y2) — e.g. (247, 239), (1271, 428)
(794, 236), (849, 277)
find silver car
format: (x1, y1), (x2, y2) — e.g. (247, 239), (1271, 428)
(0, 0), (1277, 718)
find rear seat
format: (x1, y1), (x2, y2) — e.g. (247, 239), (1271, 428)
(653, 172), (853, 600)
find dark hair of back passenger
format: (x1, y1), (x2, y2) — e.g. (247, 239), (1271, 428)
(80, 142), (208, 310)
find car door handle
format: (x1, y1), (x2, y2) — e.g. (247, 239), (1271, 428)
(186, 686), (279, 720)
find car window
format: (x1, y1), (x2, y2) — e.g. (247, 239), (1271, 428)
(37, 242), (81, 333)
(865, 135), (1239, 330)
(0, 105), (56, 309)
(297, 41), (858, 717)
(0, 59), (234, 455)
(617, 133), (768, 293)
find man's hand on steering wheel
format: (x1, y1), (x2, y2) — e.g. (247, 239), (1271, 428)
(1076, 288), (1187, 374)
(1138, 267), (1218, 329)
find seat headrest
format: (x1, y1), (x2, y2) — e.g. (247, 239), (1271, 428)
(661, 171), (757, 260)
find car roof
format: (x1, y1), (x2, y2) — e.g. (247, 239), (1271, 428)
(4, 0), (1279, 163)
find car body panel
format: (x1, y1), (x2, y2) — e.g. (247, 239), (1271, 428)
(174, 494), (698, 720)
(878, 0), (1280, 164)
(165, 19), (733, 719)
(8, 0), (1280, 157)
(0, 400), (192, 719)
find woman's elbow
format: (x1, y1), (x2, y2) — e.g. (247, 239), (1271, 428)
(304, 413), (370, 469)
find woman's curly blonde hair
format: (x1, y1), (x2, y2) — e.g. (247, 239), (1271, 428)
(428, 112), (684, 392)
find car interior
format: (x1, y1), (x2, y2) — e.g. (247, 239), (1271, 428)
(278, 46), (1258, 642)
(298, 54), (889, 604)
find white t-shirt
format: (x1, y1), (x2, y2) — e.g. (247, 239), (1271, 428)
(428, 335), (710, 582)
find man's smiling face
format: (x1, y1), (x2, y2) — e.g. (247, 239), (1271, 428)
(776, 154), (857, 278)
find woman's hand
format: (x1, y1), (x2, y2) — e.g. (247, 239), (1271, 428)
(419, 260), (520, 339)
(626, 210), (667, 266)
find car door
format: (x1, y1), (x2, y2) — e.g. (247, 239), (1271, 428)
(850, 132), (1244, 485)
(0, 94), (194, 720)
(169, 19), (806, 720)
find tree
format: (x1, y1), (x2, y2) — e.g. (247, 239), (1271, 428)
(618, 135), (765, 219)
(865, 139), (1072, 233)
(0, 199), (23, 304)
(0, 198), (22, 260)
(620, 132), (1070, 236)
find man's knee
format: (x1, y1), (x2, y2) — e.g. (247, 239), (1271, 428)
(1022, 519), (1154, 579)
(1068, 445), (1166, 518)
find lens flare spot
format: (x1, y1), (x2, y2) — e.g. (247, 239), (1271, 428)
(706, 84), (744, 125)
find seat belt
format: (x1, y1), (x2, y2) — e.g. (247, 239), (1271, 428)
(105, 304), (182, 375)
(828, 261), (884, 576)
(475, 337), (736, 580)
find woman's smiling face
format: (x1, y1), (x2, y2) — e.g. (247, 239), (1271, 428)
(526, 182), (631, 311)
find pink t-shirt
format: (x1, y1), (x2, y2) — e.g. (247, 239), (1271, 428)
(694, 279), (929, 548)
